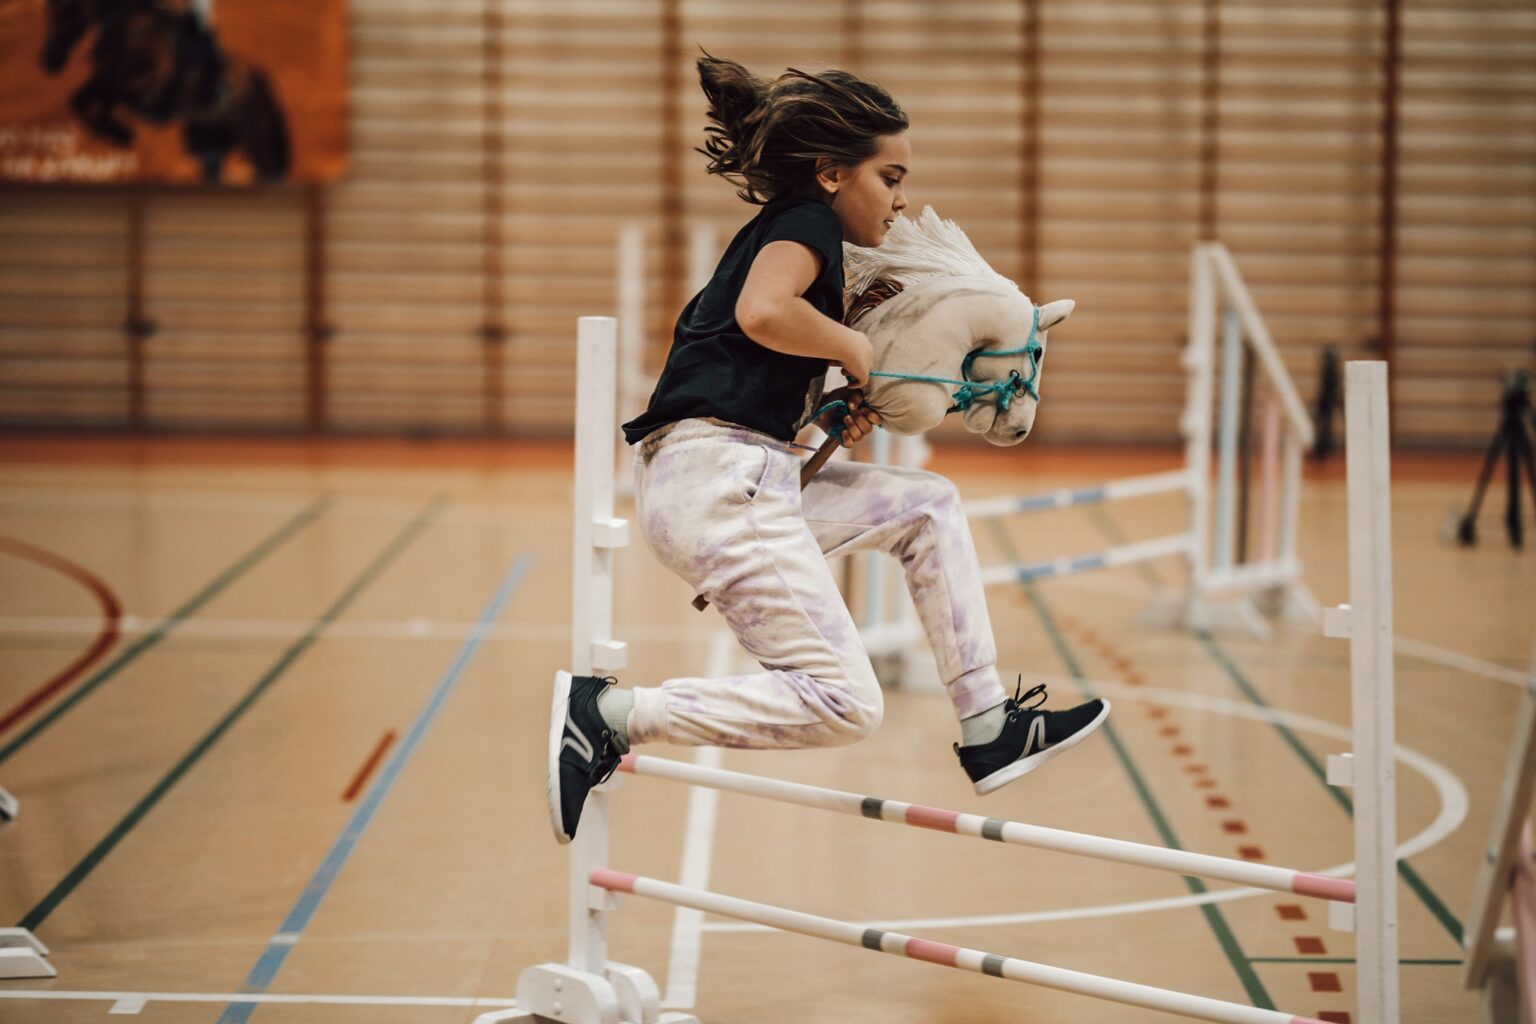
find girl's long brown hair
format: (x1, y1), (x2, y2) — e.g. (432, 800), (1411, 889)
(696, 53), (908, 204)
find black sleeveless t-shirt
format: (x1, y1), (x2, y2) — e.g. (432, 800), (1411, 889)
(621, 197), (844, 445)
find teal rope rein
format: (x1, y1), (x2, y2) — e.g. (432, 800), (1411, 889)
(814, 306), (1044, 436)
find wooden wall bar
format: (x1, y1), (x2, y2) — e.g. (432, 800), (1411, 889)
(0, 0), (1531, 444)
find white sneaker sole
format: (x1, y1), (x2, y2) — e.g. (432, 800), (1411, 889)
(546, 669), (574, 845)
(973, 700), (1112, 796)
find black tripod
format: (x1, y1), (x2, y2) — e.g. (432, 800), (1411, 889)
(1457, 370), (1536, 549)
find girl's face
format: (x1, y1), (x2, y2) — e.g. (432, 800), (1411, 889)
(821, 132), (910, 248)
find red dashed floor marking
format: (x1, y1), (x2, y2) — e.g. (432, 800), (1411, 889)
(1053, 619), (1352, 1020)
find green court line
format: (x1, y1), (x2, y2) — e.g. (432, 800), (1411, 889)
(1197, 634), (1466, 946)
(1088, 505), (1165, 588)
(987, 519), (1274, 1011)
(17, 497), (444, 933)
(0, 496), (331, 766)
(1248, 958), (1462, 966)
(1087, 506), (1466, 946)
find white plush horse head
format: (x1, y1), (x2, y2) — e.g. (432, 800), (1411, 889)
(844, 207), (1074, 446)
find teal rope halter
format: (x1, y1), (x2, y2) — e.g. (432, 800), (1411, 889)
(815, 306), (1044, 434)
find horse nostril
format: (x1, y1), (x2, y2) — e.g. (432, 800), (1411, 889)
(1015, 428), (1028, 439)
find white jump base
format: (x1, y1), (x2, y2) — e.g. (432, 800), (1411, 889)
(503, 314), (1399, 1024)
(0, 787), (56, 980)
(0, 929), (54, 980)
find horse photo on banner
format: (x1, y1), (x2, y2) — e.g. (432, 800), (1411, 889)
(0, 0), (348, 185)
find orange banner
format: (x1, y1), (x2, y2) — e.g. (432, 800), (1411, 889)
(0, 0), (347, 185)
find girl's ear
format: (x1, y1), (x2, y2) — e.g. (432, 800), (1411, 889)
(814, 159), (842, 195)
(1037, 299), (1075, 332)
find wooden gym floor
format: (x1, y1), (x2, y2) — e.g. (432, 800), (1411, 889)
(0, 435), (1530, 1023)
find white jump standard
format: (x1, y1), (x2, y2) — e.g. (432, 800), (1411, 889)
(505, 316), (1402, 1024)
(618, 753), (1355, 903)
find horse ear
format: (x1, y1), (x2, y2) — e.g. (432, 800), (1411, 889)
(1037, 299), (1076, 332)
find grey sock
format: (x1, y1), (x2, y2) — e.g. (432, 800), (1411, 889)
(960, 701), (1008, 747)
(596, 687), (634, 753)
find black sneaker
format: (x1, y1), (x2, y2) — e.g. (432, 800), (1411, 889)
(954, 681), (1110, 795)
(547, 670), (627, 845)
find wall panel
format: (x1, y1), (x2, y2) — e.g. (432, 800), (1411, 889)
(0, 0), (1531, 444)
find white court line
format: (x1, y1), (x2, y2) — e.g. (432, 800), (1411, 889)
(700, 676), (1466, 936)
(0, 615), (719, 646)
(1393, 636), (1532, 688)
(659, 630), (734, 1010)
(0, 990), (521, 1010)
(0, 487), (542, 525)
(1023, 571), (1535, 691)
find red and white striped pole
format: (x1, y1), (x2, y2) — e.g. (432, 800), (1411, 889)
(593, 869), (1329, 1024)
(619, 754), (1353, 903)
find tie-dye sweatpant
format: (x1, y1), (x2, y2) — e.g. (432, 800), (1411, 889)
(628, 417), (1007, 749)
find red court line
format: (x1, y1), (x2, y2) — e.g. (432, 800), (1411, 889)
(0, 535), (122, 738)
(343, 730), (398, 802)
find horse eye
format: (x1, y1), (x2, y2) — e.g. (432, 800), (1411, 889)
(1031, 349), (1043, 364)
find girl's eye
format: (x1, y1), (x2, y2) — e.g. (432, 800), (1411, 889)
(884, 177), (898, 187)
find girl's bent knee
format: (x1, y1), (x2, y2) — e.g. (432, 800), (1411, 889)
(833, 679), (884, 744)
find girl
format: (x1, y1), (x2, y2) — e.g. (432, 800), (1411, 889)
(550, 55), (1108, 844)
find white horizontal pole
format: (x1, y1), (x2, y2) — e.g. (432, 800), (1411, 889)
(964, 469), (1193, 519)
(593, 869), (1328, 1024)
(1201, 559), (1303, 594)
(619, 755), (1352, 903)
(978, 533), (1197, 587)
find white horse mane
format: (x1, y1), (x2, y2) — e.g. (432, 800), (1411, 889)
(843, 206), (1016, 298)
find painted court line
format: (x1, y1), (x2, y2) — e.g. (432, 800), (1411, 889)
(0, 989), (522, 1011)
(342, 730), (397, 802)
(15, 498), (441, 933)
(660, 629), (735, 1010)
(700, 676), (1463, 936)
(985, 520), (1274, 1011)
(0, 615), (718, 646)
(0, 496), (330, 766)
(216, 555), (531, 1024)
(0, 535), (123, 738)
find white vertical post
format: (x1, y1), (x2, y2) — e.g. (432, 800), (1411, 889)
(1182, 245), (1217, 600)
(863, 428), (892, 631)
(687, 222), (718, 293)
(1278, 427), (1303, 569)
(570, 315), (625, 974)
(616, 224), (646, 425)
(1343, 360), (1400, 1024)
(507, 317), (689, 1024)
(1214, 303), (1242, 573)
(1256, 392), (1281, 563)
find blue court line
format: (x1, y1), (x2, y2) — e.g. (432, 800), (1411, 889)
(217, 554), (532, 1023)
